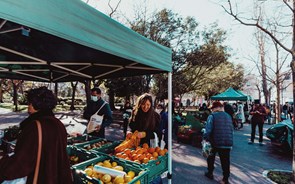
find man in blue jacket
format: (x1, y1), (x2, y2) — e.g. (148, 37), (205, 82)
(83, 87), (113, 138)
(203, 101), (234, 184)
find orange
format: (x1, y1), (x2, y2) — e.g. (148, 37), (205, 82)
(138, 154), (145, 161)
(132, 154), (139, 161)
(115, 153), (123, 158)
(141, 148), (148, 153)
(136, 149), (143, 155)
(133, 159), (141, 164)
(142, 157), (149, 164)
(148, 147), (155, 154)
(159, 150), (165, 156)
(145, 153), (152, 159)
(155, 147), (161, 153)
(124, 149), (131, 156)
(142, 143), (149, 149)
(152, 152), (158, 158)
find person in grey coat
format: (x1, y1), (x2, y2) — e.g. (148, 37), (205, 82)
(203, 101), (234, 184)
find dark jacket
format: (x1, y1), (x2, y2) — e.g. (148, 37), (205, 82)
(129, 110), (161, 146)
(0, 110), (72, 184)
(250, 105), (266, 123)
(83, 98), (113, 137)
(159, 110), (168, 145)
(204, 111), (234, 148)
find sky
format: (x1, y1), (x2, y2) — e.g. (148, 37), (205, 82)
(83, 0), (290, 75)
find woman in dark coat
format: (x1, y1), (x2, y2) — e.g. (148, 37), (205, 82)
(0, 87), (72, 184)
(129, 93), (161, 146)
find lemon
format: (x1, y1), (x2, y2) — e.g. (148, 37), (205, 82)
(112, 161), (118, 167)
(127, 171), (135, 179)
(113, 166), (124, 171)
(124, 175), (132, 182)
(101, 174), (112, 183)
(113, 176), (124, 184)
(84, 168), (93, 176)
(96, 162), (103, 166)
(103, 159), (111, 165)
(103, 160), (112, 168)
(135, 180), (141, 184)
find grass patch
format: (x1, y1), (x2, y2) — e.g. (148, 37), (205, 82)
(0, 103), (27, 112)
(267, 171), (292, 184)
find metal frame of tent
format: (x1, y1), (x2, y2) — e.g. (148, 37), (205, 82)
(0, 0), (173, 183)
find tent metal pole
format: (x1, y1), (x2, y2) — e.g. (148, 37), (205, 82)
(168, 72), (172, 184)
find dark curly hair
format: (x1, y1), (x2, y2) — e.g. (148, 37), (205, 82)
(26, 86), (57, 111)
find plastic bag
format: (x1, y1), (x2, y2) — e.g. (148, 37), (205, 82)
(2, 176), (27, 184)
(86, 102), (106, 134)
(150, 132), (159, 148)
(87, 114), (104, 133)
(202, 140), (212, 158)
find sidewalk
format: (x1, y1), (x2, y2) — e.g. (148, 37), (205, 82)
(0, 108), (292, 183)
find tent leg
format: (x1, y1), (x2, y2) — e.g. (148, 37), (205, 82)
(168, 72), (172, 184)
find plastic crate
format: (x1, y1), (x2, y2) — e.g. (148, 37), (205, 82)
(67, 146), (99, 166)
(93, 142), (168, 182)
(91, 141), (122, 155)
(144, 154), (168, 182)
(73, 155), (148, 184)
(67, 134), (100, 145)
(74, 138), (114, 152)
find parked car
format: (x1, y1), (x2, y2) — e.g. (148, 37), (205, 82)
(266, 119), (293, 151)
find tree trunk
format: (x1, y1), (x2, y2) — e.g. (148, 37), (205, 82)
(108, 88), (115, 111)
(0, 79), (3, 103)
(70, 82), (78, 111)
(258, 31), (269, 105)
(12, 81), (18, 112)
(292, 57), (295, 181)
(54, 82), (58, 96)
(84, 80), (91, 103)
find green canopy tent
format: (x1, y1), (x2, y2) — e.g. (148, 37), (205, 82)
(0, 0), (173, 183)
(236, 90), (252, 101)
(210, 87), (249, 101)
(0, 0), (171, 82)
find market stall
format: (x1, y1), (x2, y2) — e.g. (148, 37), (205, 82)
(0, 0), (173, 183)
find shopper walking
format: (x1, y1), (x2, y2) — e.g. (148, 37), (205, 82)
(249, 100), (266, 145)
(203, 101), (234, 184)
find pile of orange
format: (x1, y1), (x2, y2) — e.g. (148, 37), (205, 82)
(114, 143), (168, 164)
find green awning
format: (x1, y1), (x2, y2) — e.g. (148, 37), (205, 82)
(0, 0), (172, 82)
(211, 87), (249, 101)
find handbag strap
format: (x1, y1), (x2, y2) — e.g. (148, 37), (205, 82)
(94, 101), (107, 114)
(33, 120), (42, 184)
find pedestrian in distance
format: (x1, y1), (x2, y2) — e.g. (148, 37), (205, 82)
(236, 101), (245, 129)
(0, 87), (72, 184)
(249, 99), (267, 145)
(83, 87), (113, 138)
(156, 103), (168, 149)
(203, 101), (234, 184)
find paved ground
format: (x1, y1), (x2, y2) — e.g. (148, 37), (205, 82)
(0, 108), (292, 184)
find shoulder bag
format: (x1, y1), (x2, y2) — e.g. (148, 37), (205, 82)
(2, 120), (42, 184)
(87, 101), (107, 133)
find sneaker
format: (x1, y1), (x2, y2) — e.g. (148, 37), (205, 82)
(204, 172), (214, 180)
(248, 141), (253, 144)
(221, 178), (229, 184)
